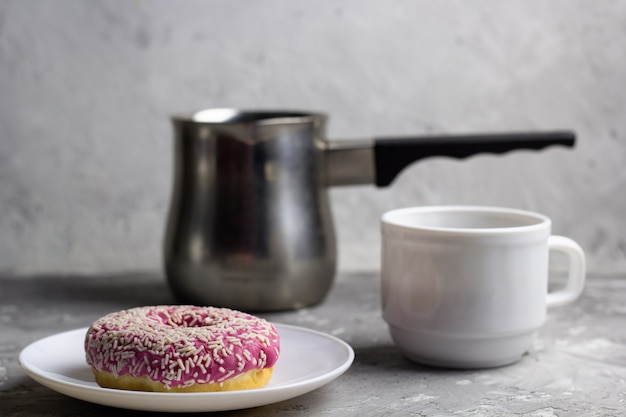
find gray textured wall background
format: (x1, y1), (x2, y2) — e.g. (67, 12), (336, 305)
(1, 0), (624, 276)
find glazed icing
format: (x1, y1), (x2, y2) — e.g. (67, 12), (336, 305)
(84, 305), (280, 389)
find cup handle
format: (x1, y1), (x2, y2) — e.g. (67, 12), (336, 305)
(546, 235), (586, 308)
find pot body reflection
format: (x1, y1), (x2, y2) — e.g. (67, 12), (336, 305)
(165, 111), (336, 311)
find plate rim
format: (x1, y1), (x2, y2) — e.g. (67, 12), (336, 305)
(18, 323), (355, 411)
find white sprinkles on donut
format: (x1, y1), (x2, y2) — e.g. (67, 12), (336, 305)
(84, 305), (280, 389)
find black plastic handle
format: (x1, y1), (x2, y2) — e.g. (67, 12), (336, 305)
(374, 131), (576, 187)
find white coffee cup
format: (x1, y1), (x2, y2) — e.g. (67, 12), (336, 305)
(381, 206), (586, 368)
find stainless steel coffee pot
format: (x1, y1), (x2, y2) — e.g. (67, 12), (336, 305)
(164, 109), (574, 311)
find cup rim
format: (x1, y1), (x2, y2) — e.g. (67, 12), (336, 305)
(381, 205), (551, 236)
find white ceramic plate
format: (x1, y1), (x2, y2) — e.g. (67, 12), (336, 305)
(19, 323), (354, 412)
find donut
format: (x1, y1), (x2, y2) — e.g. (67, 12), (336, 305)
(84, 305), (280, 392)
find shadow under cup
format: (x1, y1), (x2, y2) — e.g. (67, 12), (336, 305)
(380, 206), (586, 369)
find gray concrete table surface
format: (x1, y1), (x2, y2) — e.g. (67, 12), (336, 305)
(0, 272), (624, 417)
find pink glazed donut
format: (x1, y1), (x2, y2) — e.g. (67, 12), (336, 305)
(84, 305), (280, 392)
